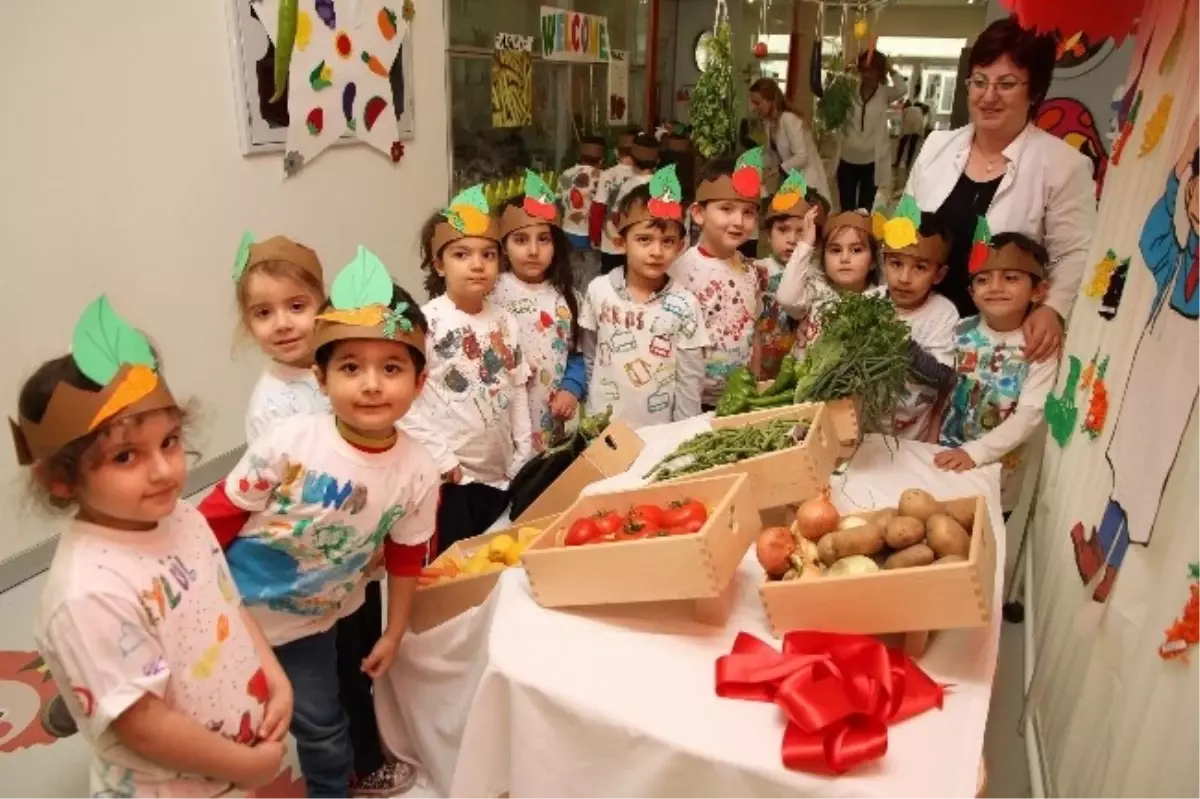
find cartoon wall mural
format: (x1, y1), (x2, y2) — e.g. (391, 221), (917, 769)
(1036, 97), (1110, 194)
(0, 651), (66, 754)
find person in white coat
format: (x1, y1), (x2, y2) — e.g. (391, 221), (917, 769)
(837, 49), (908, 211)
(905, 17), (1097, 363)
(749, 77), (832, 203)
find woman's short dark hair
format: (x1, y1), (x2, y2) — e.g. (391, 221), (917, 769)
(856, 49), (888, 75)
(967, 16), (1057, 115)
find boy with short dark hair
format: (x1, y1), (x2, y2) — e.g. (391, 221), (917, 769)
(595, 133), (661, 275)
(590, 127), (641, 271)
(671, 149), (765, 408)
(936, 229), (1059, 510)
(560, 135), (609, 252)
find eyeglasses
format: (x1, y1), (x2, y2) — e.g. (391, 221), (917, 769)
(965, 74), (1028, 94)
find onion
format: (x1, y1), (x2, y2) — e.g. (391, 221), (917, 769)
(756, 527), (797, 578)
(827, 555), (880, 577)
(837, 515), (868, 530)
(794, 489), (840, 541)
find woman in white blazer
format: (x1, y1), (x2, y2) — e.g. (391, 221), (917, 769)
(906, 17), (1097, 361)
(749, 78), (832, 203)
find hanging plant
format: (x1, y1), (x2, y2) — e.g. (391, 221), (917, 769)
(815, 53), (857, 145)
(690, 19), (737, 159)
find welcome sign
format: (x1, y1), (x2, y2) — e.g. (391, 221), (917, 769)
(540, 5), (611, 62)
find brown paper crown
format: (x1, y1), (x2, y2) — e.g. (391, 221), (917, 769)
(630, 141), (659, 163)
(976, 242), (1047, 279)
(500, 170), (562, 237)
(11, 297), (177, 465)
(314, 246), (428, 355)
(617, 165), (685, 232)
(232, 233), (324, 286)
(579, 141), (607, 160)
(874, 194), (949, 264)
(824, 210), (873, 237)
(616, 131), (638, 150)
(664, 134), (692, 154)
(430, 184), (502, 256)
(696, 147), (765, 203)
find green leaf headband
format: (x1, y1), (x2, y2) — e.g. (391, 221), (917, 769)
(314, 245), (426, 353)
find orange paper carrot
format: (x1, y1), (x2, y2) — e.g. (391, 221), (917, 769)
(362, 51), (388, 77)
(89, 364), (159, 431)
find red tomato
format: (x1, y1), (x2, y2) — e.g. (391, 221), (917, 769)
(585, 533), (616, 545)
(662, 499), (708, 529)
(627, 504), (665, 528)
(565, 518), (601, 547)
(618, 516), (660, 540)
(593, 511), (625, 537)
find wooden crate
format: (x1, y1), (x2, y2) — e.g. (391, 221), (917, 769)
(409, 515), (558, 633)
(514, 422), (644, 523)
(823, 397), (861, 458)
(521, 474), (761, 616)
(759, 496), (996, 637)
(670, 403), (838, 511)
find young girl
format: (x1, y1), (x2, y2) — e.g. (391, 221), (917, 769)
(775, 208), (882, 360)
(233, 233), (328, 444)
(492, 172), (587, 453)
(400, 185), (532, 552)
(229, 235), (409, 797)
(22, 296), (291, 797)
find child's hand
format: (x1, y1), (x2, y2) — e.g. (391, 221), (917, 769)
(441, 466), (463, 484)
(800, 205), (820, 247)
(549, 390), (579, 421)
(257, 663), (293, 743)
(361, 633), (401, 679)
(234, 740), (286, 790)
(934, 448), (976, 472)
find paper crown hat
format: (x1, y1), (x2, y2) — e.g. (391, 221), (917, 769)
(232, 233), (324, 285)
(824, 209), (874, 237)
(500, 170), (562, 237)
(967, 217), (1046, 279)
(872, 194), (949, 263)
(314, 245), (427, 354)
(696, 147), (764, 203)
(616, 164), (685, 231)
(430, 185), (502, 255)
(10, 296), (177, 465)
(765, 170), (812, 221)
(578, 140), (607, 160)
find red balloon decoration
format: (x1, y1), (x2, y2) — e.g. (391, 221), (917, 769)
(753, 41), (768, 59)
(1000, 0), (1143, 43)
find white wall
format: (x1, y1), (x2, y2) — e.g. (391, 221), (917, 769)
(0, 1), (449, 560)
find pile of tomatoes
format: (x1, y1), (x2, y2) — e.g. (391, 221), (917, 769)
(562, 499), (709, 546)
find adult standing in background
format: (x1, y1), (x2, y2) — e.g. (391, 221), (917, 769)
(906, 17), (1096, 361)
(837, 49), (908, 211)
(748, 78), (831, 202)
(895, 100), (926, 171)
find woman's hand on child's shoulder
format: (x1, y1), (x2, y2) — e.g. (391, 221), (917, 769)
(233, 740), (287, 790)
(934, 448), (976, 472)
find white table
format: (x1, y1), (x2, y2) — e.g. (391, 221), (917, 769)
(376, 433), (1005, 798)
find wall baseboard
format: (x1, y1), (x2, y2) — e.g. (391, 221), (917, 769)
(0, 446), (246, 595)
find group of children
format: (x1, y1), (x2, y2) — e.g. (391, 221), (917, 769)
(12, 133), (1058, 798)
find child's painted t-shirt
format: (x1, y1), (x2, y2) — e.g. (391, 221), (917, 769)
(491, 272), (575, 454)
(223, 415), (439, 645)
(670, 245), (762, 406)
(940, 317), (1057, 508)
(889, 292), (959, 440)
(753, 256), (799, 379)
(595, 163), (634, 254)
(579, 270), (709, 428)
(559, 164), (603, 240)
(35, 505), (266, 798)
(244, 362), (331, 445)
(399, 295), (533, 485)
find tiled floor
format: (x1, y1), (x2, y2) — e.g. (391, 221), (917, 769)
(0, 563), (1032, 798)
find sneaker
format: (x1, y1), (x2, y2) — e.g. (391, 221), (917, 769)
(41, 694), (79, 739)
(352, 761), (418, 798)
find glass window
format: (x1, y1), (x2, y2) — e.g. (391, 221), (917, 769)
(875, 36), (969, 60)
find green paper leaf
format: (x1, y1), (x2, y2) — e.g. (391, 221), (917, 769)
(1188, 563), (1199, 580)
(649, 164), (682, 201)
(971, 216), (991, 246)
(330, 246), (393, 310)
(736, 146), (764, 173)
(523, 169), (554, 204)
(71, 295), (156, 386)
(232, 230), (255, 281)
(447, 184), (489, 216)
(777, 169), (807, 196)
(894, 194), (921, 226)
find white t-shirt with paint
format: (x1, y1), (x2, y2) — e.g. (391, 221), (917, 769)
(244, 362), (331, 445)
(35, 504), (266, 798)
(223, 415), (439, 645)
(399, 295), (533, 486)
(594, 163), (634, 254)
(559, 164), (603, 240)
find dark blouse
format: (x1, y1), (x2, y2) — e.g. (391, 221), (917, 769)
(935, 172), (1003, 317)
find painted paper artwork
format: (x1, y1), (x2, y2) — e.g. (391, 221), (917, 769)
(225, 0), (414, 155)
(608, 48), (629, 125)
(491, 33), (534, 129)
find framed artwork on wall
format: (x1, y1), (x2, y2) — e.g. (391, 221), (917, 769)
(223, 0), (415, 155)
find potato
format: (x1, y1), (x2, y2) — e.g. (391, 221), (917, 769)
(947, 502), (976, 533)
(927, 513), (971, 559)
(898, 489), (943, 522)
(830, 522), (886, 560)
(884, 516), (926, 549)
(818, 533), (838, 566)
(884, 543), (936, 569)
(936, 554), (967, 565)
(827, 555), (880, 577)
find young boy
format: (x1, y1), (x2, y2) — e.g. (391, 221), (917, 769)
(560, 135), (608, 252)
(596, 133), (660, 275)
(936, 232), (1059, 510)
(580, 166), (709, 428)
(877, 203), (960, 439)
(589, 128), (639, 269)
(198, 247), (438, 798)
(671, 148), (765, 408)
(752, 170), (813, 380)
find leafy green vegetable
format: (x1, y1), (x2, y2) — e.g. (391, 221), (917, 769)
(71, 295), (156, 386)
(689, 22), (736, 158)
(330, 246), (393, 310)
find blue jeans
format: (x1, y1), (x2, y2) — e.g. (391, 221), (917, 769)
(274, 628), (352, 798)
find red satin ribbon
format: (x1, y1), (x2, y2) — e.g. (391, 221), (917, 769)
(715, 631), (945, 774)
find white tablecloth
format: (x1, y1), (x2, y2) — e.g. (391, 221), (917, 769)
(377, 432), (1005, 798)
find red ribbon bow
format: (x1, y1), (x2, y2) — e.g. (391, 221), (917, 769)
(715, 631), (945, 774)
